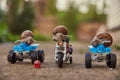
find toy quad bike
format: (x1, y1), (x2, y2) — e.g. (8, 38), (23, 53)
(85, 32), (117, 68)
(7, 43), (45, 64)
(54, 37), (73, 68)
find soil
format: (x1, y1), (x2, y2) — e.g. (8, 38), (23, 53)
(0, 42), (120, 80)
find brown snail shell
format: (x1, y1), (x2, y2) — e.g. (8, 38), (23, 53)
(53, 25), (68, 35)
(91, 32), (113, 47)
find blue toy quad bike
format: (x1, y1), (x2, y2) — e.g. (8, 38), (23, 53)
(85, 43), (117, 68)
(7, 43), (45, 64)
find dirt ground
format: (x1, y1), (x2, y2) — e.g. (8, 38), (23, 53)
(0, 42), (120, 80)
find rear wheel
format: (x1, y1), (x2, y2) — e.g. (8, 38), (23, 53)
(85, 52), (92, 68)
(107, 53), (117, 68)
(38, 50), (45, 63)
(31, 50), (45, 64)
(58, 52), (64, 68)
(106, 54), (110, 66)
(7, 50), (17, 64)
(30, 51), (37, 64)
(70, 57), (72, 64)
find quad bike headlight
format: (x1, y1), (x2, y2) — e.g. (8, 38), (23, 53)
(58, 42), (63, 46)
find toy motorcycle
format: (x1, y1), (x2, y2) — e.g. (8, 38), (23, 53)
(54, 38), (73, 68)
(85, 41), (117, 68)
(7, 42), (45, 64)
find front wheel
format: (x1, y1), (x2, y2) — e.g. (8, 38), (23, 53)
(106, 53), (117, 68)
(57, 52), (64, 68)
(7, 50), (17, 64)
(85, 52), (92, 68)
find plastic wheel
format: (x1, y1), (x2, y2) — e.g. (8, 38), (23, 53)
(109, 53), (117, 68)
(57, 52), (64, 68)
(30, 51), (37, 64)
(38, 50), (45, 63)
(106, 54), (110, 66)
(85, 52), (92, 68)
(70, 57), (72, 64)
(7, 50), (17, 64)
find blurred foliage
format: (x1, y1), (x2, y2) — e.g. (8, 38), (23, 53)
(34, 34), (50, 41)
(0, 29), (50, 42)
(33, 31), (51, 41)
(0, 9), (7, 42)
(6, 34), (19, 42)
(0, 0), (107, 42)
(46, 0), (58, 15)
(0, 9), (6, 22)
(84, 3), (106, 22)
(7, 0), (34, 34)
(57, 1), (106, 40)
(57, 1), (79, 40)
(0, 24), (7, 42)
(0, 26), (19, 42)
(112, 45), (120, 51)
(63, 2), (79, 34)
(78, 13), (106, 23)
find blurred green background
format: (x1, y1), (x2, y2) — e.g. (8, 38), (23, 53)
(0, 0), (119, 44)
